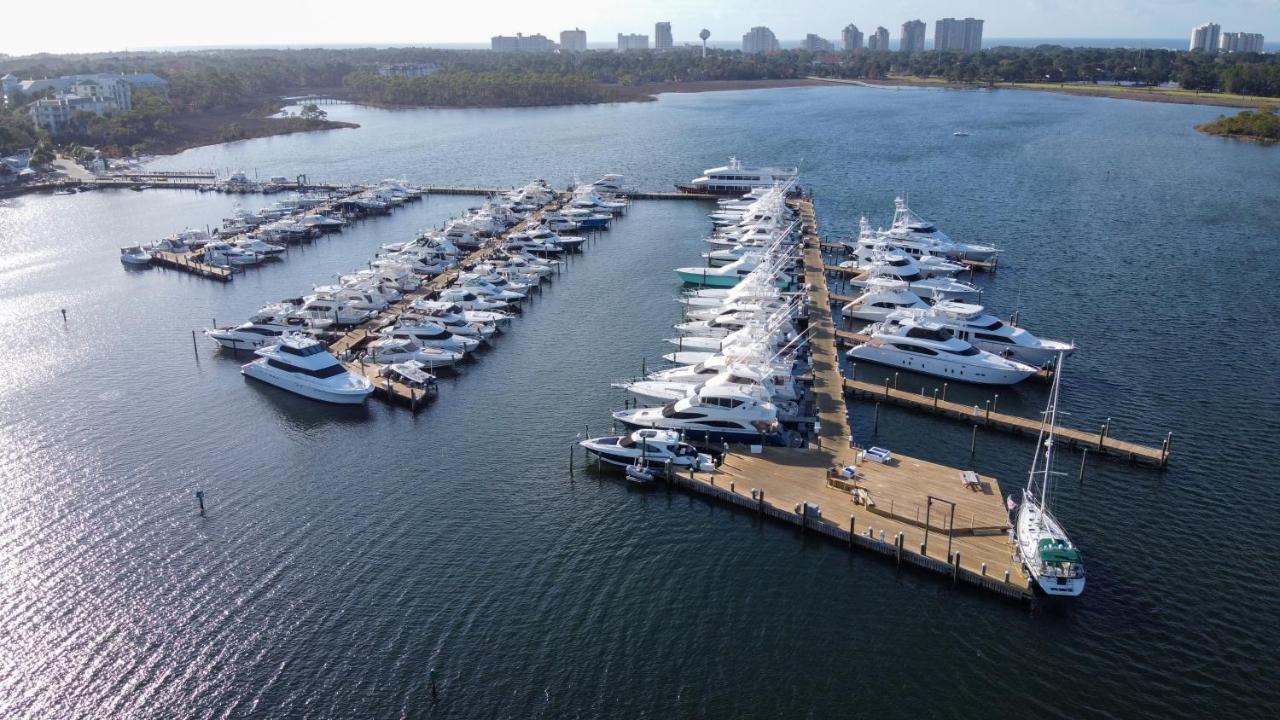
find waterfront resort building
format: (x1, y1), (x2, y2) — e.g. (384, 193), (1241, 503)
(801, 34), (834, 52)
(1189, 22), (1222, 52)
(655, 22), (673, 51)
(560, 28), (587, 51)
(378, 64), (438, 78)
(29, 77), (134, 134)
(742, 26), (780, 54)
(900, 20), (926, 51)
(867, 27), (890, 51)
(491, 33), (556, 52)
(934, 17), (984, 51)
(1220, 31), (1264, 53)
(618, 33), (650, 51)
(841, 24), (864, 51)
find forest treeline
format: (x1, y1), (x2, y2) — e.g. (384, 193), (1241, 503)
(2, 46), (1278, 155)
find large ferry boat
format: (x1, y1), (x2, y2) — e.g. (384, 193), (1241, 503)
(676, 157), (800, 196)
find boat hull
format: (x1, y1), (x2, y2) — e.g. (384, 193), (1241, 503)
(241, 361), (372, 404)
(675, 269), (742, 287)
(847, 345), (1033, 385)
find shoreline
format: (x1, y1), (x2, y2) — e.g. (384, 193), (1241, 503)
(616, 78), (827, 101)
(144, 101), (359, 155)
(810, 75), (1279, 109)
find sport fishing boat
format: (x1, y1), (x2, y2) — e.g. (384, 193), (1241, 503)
(579, 429), (715, 470)
(839, 277), (931, 323)
(240, 334), (373, 404)
(676, 158), (800, 196)
(1015, 355), (1086, 597)
(879, 197), (999, 261)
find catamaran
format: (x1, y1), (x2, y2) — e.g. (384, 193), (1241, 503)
(1014, 354), (1087, 597)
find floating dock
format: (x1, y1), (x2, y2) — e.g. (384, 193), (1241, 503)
(841, 377), (1170, 466)
(630, 197), (1036, 601)
(150, 251), (233, 281)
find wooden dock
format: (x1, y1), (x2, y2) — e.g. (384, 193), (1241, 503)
(841, 377), (1171, 466)
(636, 197), (1034, 600)
(321, 193), (571, 409)
(151, 251), (233, 281)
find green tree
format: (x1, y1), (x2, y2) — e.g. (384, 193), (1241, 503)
(299, 103), (327, 122)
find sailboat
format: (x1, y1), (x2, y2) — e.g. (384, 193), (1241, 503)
(1014, 353), (1086, 597)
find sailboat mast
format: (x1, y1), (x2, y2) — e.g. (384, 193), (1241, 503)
(1040, 353), (1066, 515)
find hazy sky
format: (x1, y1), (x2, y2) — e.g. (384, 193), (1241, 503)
(3, 0), (1276, 55)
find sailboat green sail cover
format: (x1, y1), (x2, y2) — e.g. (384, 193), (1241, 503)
(1038, 538), (1081, 563)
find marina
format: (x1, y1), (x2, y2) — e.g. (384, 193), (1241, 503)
(599, 194), (1036, 599)
(201, 177), (632, 410)
(3, 83), (1274, 720)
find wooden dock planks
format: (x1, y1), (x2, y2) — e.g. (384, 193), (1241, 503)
(842, 378), (1169, 465)
(151, 251), (233, 281)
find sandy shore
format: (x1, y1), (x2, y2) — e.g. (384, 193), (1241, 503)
(808, 75), (1279, 110)
(610, 78), (827, 102)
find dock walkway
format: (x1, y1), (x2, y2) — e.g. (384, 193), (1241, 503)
(842, 377), (1170, 465)
(650, 197), (1034, 600)
(323, 193), (570, 408)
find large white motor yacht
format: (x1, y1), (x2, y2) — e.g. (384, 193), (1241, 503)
(612, 388), (784, 444)
(677, 158), (799, 196)
(901, 302), (1076, 366)
(240, 334), (373, 404)
(846, 316), (1038, 385)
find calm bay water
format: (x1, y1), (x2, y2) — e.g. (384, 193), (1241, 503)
(2, 86), (1278, 718)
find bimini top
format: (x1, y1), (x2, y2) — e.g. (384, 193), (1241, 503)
(1038, 537), (1081, 564)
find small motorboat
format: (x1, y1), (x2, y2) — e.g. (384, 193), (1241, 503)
(119, 245), (153, 266)
(953, 130), (971, 137)
(625, 460), (657, 484)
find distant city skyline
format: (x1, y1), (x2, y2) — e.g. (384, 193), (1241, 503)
(2, 1), (1277, 56)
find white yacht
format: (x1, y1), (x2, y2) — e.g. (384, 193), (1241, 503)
(618, 366), (799, 409)
(846, 316), (1038, 385)
(675, 255), (766, 287)
(579, 429), (714, 470)
(120, 245), (152, 266)
(840, 277), (931, 323)
(437, 289), (512, 313)
(384, 321), (479, 353)
(235, 236), (286, 257)
(677, 158), (800, 196)
(881, 198), (999, 261)
(364, 336), (466, 368)
(205, 320), (298, 350)
(612, 388), (783, 444)
(1015, 355), (1086, 597)
(295, 297), (376, 326)
(850, 261), (980, 302)
(412, 298), (511, 328)
(905, 302), (1076, 366)
(240, 334), (373, 404)
(203, 241), (264, 267)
